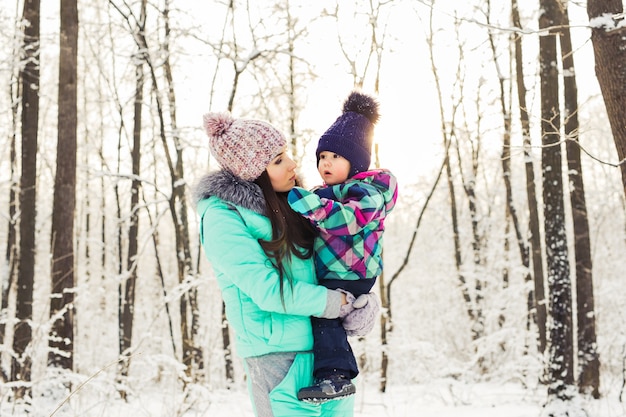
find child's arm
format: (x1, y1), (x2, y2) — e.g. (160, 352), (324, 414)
(288, 182), (385, 236)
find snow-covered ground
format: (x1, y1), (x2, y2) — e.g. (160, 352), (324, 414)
(2, 373), (624, 417)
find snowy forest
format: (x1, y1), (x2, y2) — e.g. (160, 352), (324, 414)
(1, 0), (626, 416)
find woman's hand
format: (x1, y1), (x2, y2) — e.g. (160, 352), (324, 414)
(342, 293), (380, 337)
(338, 290), (356, 319)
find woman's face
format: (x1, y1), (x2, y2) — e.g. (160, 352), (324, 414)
(266, 148), (297, 192)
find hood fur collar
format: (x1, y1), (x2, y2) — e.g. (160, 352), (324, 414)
(192, 169), (267, 215)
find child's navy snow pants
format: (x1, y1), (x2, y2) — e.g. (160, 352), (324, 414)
(311, 277), (376, 380)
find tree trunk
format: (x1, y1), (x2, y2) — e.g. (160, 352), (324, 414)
(49, 0), (78, 372)
(378, 275), (389, 393)
(144, 187), (178, 358)
(425, 2), (476, 340)
(286, 5), (298, 159)
(453, 121), (486, 341)
(1, 54), (19, 379)
(539, 1), (580, 413)
(512, 0), (547, 355)
(486, 0), (529, 339)
(587, 0), (626, 196)
(11, 0), (40, 399)
(118, 0), (146, 393)
(558, 3), (600, 399)
(220, 302), (234, 384)
(445, 141), (475, 326)
(161, 0), (204, 381)
(110, 0), (203, 381)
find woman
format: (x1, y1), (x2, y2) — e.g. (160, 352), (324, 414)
(193, 112), (377, 417)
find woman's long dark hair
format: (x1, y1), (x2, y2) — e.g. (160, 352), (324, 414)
(254, 171), (317, 305)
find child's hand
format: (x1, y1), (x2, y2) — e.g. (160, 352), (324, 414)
(342, 293), (380, 337)
(352, 294), (371, 309)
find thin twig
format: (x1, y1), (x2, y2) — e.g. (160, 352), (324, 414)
(49, 353), (141, 417)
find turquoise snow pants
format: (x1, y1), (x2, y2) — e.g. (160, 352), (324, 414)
(245, 351), (355, 417)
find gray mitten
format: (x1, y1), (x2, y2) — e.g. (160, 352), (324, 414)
(337, 289), (356, 319)
(342, 293), (380, 337)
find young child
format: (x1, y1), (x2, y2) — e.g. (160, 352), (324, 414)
(288, 91), (398, 403)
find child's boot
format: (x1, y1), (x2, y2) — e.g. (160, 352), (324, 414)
(297, 374), (355, 403)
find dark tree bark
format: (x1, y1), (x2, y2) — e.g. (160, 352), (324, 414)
(11, 0), (40, 399)
(587, 0), (626, 196)
(539, 2), (582, 414)
(1, 48), (20, 375)
(49, 0), (78, 371)
(557, 3), (600, 399)
(384, 154), (445, 393)
(160, 0), (204, 381)
(110, 0), (203, 383)
(425, 3), (479, 343)
(454, 124), (486, 342)
(143, 189), (177, 357)
(512, 0), (547, 356)
(118, 0), (146, 394)
(486, 0), (529, 338)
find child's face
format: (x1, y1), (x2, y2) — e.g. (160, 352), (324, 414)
(318, 151), (350, 185)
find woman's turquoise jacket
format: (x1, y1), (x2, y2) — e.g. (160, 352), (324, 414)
(195, 170), (330, 358)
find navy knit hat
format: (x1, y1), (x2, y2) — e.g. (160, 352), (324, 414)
(316, 91), (380, 178)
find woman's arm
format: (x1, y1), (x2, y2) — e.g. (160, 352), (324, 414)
(199, 200), (343, 318)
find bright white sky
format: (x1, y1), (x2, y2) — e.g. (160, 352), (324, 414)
(176, 0), (603, 190)
(175, 1), (448, 187)
(0, 0), (603, 189)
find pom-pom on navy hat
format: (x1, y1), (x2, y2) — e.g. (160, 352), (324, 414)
(316, 91), (380, 178)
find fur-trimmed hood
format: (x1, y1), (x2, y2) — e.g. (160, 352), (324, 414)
(192, 169), (267, 215)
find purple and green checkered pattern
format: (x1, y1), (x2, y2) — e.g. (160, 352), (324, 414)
(288, 169), (398, 281)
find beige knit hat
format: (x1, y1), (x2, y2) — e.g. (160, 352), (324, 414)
(203, 112), (286, 181)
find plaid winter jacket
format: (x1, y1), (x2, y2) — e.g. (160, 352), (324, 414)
(288, 169), (398, 281)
